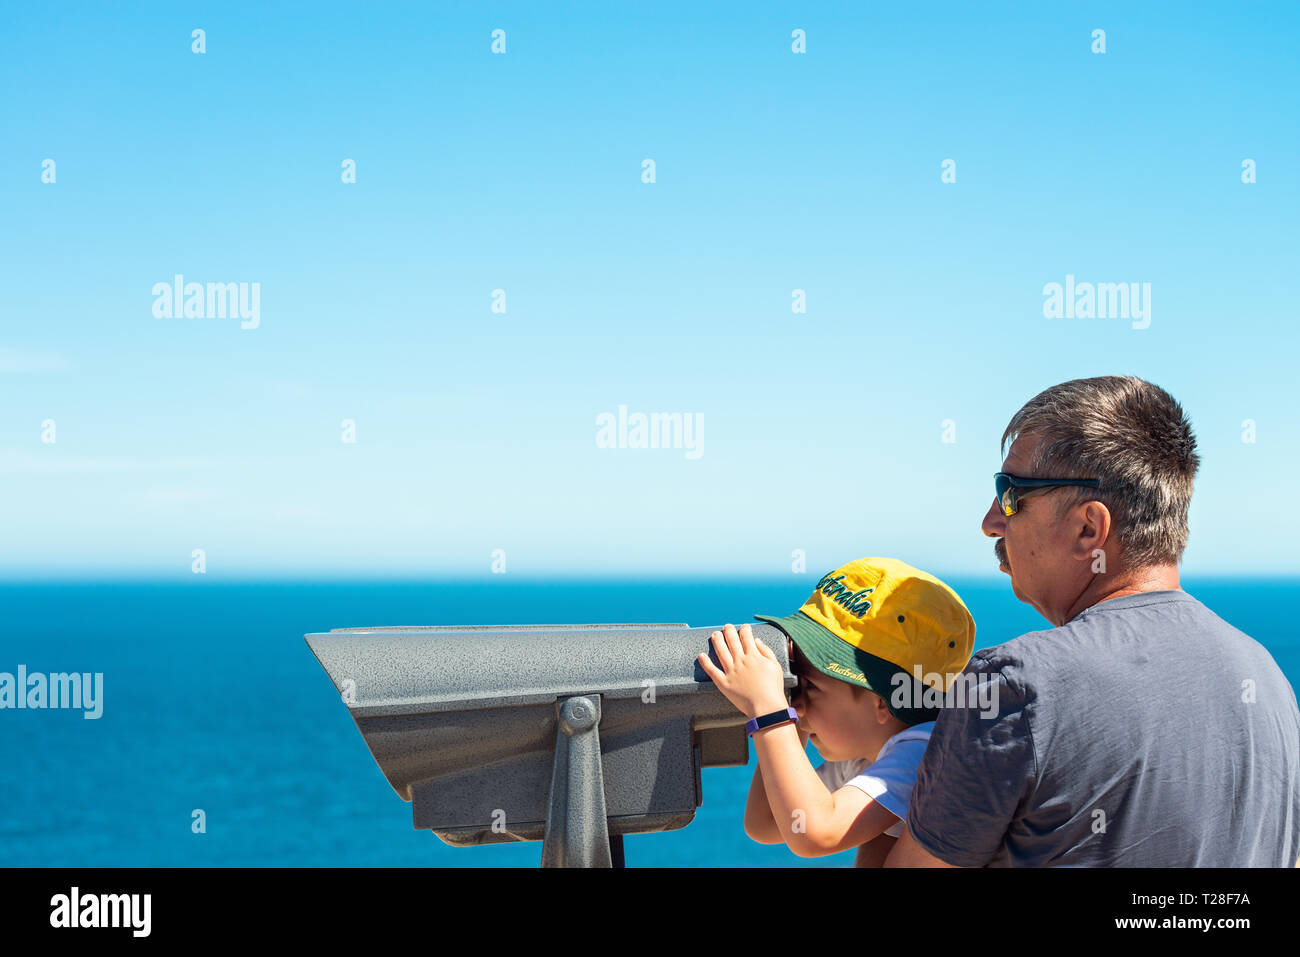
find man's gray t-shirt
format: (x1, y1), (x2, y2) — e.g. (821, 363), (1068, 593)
(907, 590), (1300, 866)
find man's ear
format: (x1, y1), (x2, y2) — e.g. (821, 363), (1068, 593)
(1072, 499), (1112, 562)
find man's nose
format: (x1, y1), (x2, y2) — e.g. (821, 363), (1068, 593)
(981, 497), (1006, 538)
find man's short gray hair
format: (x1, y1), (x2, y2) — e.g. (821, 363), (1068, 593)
(1002, 376), (1199, 568)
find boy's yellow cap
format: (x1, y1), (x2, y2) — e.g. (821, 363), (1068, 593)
(755, 557), (975, 722)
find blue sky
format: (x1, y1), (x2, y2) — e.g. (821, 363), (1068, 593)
(2, 2), (1297, 579)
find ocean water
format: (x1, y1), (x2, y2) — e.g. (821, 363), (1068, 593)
(1, 577), (1297, 868)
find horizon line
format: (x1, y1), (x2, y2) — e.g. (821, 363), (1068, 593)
(1, 572), (1297, 586)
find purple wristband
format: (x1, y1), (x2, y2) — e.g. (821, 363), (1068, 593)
(745, 707), (798, 736)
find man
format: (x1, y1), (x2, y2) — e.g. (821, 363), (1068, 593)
(886, 375), (1300, 867)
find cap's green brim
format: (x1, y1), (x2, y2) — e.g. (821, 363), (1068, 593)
(754, 610), (938, 725)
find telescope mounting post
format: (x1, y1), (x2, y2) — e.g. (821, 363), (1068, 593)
(540, 694), (616, 868)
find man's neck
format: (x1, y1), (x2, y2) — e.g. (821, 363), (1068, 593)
(1059, 564), (1182, 625)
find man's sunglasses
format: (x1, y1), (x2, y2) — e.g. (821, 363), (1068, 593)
(995, 472), (1100, 517)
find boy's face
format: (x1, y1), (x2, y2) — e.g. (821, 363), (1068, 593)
(789, 642), (891, 762)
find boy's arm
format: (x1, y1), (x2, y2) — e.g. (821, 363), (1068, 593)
(743, 726), (811, 843)
(700, 623), (897, 857)
(743, 766), (782, 843)
(751, 721), (899, 856)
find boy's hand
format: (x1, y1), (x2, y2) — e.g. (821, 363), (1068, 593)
(697, 623), (789, 718)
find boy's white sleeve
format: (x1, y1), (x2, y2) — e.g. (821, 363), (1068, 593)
(813, 760), (850, 792)
(842, 735), (930, 831)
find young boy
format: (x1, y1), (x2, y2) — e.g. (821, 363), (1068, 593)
(697, 557), (975, 865)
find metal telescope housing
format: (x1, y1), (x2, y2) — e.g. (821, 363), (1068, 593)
(305, 622), (794, 867)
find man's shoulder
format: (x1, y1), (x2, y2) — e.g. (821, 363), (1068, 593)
(968, 590), (1220, 674)
(959, 628), (1057, 686)
(963, 589), (1294, 712)
(968, 620), (1101, 677)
